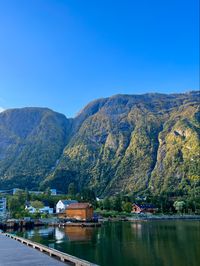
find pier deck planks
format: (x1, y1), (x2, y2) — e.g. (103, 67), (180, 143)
(0, 234), (68, 266)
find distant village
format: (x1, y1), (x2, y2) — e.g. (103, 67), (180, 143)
(0, 188), (159, 225)
(1, 184), (199, 231)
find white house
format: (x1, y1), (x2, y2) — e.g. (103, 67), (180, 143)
(56, 200), (78, 213)
(25, 206), (36, 214)
(25, 205), (53, 214)
(39, 206), (53, 214)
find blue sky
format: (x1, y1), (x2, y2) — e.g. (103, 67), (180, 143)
(0, 0), (199, 117)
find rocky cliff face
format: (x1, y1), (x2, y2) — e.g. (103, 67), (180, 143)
(0, 92), (199, 195)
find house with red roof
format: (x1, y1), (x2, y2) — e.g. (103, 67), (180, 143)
(132, 203), (158, 214)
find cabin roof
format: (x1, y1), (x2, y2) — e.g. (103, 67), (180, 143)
(67, 203), (92, 210)
(59, 200), (78, 206)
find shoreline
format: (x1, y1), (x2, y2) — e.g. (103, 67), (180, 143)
(127, 214), (200, 222)
(99, 214), (200, 222)
(1, 215), (200, 232)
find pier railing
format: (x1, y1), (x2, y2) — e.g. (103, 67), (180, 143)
(4, 233), (99, 266)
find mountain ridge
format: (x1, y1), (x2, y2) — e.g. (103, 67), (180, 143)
(0, 91), (199, 196)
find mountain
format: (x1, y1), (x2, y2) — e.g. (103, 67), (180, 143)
(0, 108), (70, 189)
(0, 92), (199, 196)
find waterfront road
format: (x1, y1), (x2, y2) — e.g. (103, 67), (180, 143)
(0, 234), (68, 266)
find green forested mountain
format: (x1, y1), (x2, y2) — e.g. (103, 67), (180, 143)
(0, 108), (70, 189)
(0, 92), (199, 196)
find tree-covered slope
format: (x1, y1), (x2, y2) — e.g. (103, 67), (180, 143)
(42, 91), (199, 196)
(150, 104), (200, 194)
(0, 92), (199, 195)
(0, 108), (70, 189)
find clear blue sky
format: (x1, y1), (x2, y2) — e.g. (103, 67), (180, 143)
(0, 0), (199, 117)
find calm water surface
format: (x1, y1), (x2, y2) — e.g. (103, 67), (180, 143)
(16, 221), (200, 266)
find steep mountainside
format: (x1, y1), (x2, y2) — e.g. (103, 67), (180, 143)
(0, 92), (199, 195)
(0, 108), (70, 189)
(42, 92), (200, 196)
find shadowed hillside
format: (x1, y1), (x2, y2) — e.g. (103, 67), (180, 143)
(0, 108), (70, 189)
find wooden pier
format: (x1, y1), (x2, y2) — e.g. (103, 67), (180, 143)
(49, 222), (102, 228)
(0, 233), (99, 266)
(0, 219), (44, 231)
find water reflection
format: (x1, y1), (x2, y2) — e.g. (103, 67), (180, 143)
(22, 226), (94, 243)
(55, 227), (65, 243)
(54, 226), (93, 242)
(16, 221), (200, 266)
(131, 222), (142, 237)
(64, 227), (93, 241)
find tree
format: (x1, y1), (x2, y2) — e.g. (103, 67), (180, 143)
(45, 187), (51, 197)
(111, 196), (122, 212)
(103, 198), (111, 210)
(7, 194), (28, 218)
(173, 201), (185, 214)
(30, 200), (44, 209)
(122, 202), (132, 213)
(25, 188), (31, 201)
(68, 182), (76, 197)
(80, 189), (96, 203)
(8, 197), (21, 215)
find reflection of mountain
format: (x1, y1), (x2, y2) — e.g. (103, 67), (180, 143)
(122, 222), (199, 266)
(64, 227), (93, 242)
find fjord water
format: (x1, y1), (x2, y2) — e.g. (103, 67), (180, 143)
(16, 221), (200, 266)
